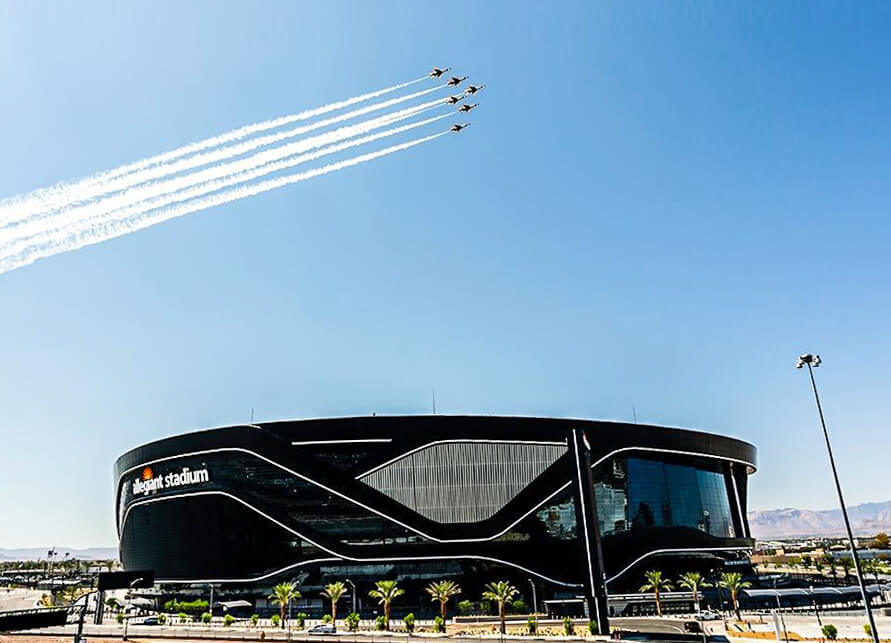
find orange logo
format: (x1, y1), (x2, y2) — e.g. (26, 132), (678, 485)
(142, 467), (153, 481)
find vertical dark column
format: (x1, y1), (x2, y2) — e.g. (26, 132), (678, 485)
(722, 462), (748, 538)
(570, 428), (609, 634)
(94, 590), (105, 624)
(732, 464), (752, 538)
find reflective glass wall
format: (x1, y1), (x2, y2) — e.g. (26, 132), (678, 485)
(593, 455), (735, 538)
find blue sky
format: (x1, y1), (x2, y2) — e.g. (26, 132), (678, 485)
(1, 2), (890, 547)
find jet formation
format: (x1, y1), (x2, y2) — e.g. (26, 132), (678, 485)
(430, 67), (484, 133)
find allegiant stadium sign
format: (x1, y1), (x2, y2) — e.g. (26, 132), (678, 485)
(132, 466), (210, 496)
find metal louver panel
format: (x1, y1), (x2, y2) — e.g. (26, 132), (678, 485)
(359, 440), (568, 523)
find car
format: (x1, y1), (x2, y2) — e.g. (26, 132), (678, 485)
(141, 616), (159, 626)
(308, 623), (336, 635)
(697, 610), (720, 621)
(684, 621), (703, 633)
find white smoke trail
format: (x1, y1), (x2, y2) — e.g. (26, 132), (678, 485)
(0, 131), (448, 274)
(0, 82), (445, 229)
(1, 99), (446, 247)
(2, 114), (451, 257)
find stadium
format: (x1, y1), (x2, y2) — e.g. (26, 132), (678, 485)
(115, 415), (757, 625)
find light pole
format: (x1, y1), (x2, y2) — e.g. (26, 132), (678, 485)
(287, 596), (292, 643)
(345, 579), (357, 615)
(795, 354), (879, 643)
(809, 585), (822, 628)
(527, 579), (537, 615)
(773, 578), (788, 642)
(122, 577), (144, 642)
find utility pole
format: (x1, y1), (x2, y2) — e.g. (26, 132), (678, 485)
(796, 354), (879, 643)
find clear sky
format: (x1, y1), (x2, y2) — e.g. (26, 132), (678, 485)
(1, 2), (890, 548)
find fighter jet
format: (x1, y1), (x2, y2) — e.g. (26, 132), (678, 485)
(444, 94), (464, 105)
(429, 67), (450, 78)
(457, 103), (477, 112)
(447, 75), (468, 87)
(450, 123), (470, 133)
(464, 84), (486, 95)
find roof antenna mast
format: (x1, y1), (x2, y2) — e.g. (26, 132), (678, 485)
(432, 387), (437, 415)
(250, 407), (254, 424)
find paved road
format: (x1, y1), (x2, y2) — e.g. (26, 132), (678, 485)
(19, 617), (725, 642)
(0, 590), (42, 613)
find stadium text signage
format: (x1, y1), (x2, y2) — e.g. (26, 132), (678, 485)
(132, 466), (210, 496)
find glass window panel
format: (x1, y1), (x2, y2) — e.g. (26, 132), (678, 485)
(592, 455), (736, 538)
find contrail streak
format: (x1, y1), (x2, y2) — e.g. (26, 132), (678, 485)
(0, 131), (448, 274)
(2, 114), (451, 257)
(1, 82), (444, 229)
(1, 99), (446, 247)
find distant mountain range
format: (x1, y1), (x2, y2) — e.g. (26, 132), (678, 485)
(0, 547), (117, 561)
(749, 500), (891, 539)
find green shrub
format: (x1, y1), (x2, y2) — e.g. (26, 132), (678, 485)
(457, 599), (473, 615)
(223, 614), (234, 627)
(251, 614), (259, 626)
(403, 613), (415, 633)
(563, 616), (575, 636)
(822, 624), (838, 640)
(481, 600), (493, 615)
(588, 620), (598, 635)
(158, 614), (166, 625)
(322, 614), (332, 624)
(201, 612), (211, 624)
(297, 612), (308, 629)
(163, 599), (209, 615)
(527, 616), (538, 635)
(864, 624), (872, 637)
(116, 613), (124, 624)
(271, 614), (280, 628)
(510, 599), (527, 614)
(345, 612), (360, 632)
(178, 612), (190, 623)
(375, 615), (386, 631)
(434, 615), (445, 633)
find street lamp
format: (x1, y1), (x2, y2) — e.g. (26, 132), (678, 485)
(122, 577), (145, 642)
(527, 579), (537, 615)
(795, 354), (879, 643)
(345, 579), (357, 615)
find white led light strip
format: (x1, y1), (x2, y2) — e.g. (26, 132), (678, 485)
(117, 443), (755, 550)
(121, 489), (581, 587)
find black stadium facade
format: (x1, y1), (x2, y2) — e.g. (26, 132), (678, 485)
(115, 416), (756, 628)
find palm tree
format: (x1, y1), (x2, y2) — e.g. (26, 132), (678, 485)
(677, 572), (710, 613)
(321, 582), (346, 627)
(840, 557), (853, 580)
(59, 585), (82, 605)
(822, 553), (837, 578)
(718, 572), (751, 620)
(639, 570), (673, 617)
(482, 581), (520, 634)
(861, 559), (880, 583)
(268, 582), (300, 628)
(425, 580), (462, 623)
(368, 580), (404, 631)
